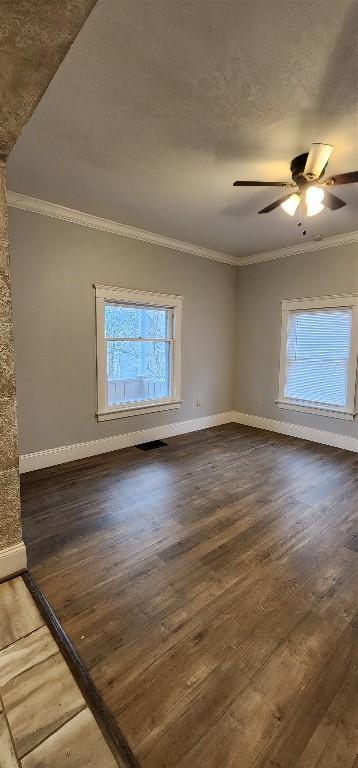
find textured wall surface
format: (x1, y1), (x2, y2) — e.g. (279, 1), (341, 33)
(0, 0), (96, 160)
(9, 209), (237, 455)
(0, 164), (21, 547)
(235, 242), (358, 439)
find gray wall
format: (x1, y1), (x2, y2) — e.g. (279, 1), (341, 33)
(235, 242), (358, 439)
(8, 209), (358, 456)
(9, 209), (237, 455)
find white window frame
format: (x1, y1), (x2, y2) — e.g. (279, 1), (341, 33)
(277, 294), (358, 420)
(95, 285), (182, 421)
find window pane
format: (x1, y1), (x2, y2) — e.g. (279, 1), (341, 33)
(284, 308), (352, 407)
(287, 309), (352, 361)
(105, 303), (168, 339)
(285, 361), (349, 406)
(107, 340), (170, 406)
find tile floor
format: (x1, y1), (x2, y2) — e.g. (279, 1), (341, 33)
(0, 576), (119, 767)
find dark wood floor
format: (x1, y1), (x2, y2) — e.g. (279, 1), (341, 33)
(21, 424), (358, 768)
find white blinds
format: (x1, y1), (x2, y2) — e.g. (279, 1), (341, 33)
(284, 308), (353, 408)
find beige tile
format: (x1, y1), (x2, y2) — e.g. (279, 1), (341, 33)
(1, 629), (85, 758)
(21, 707), (119, 768)
(0, 625), (57, 689)
(0, 578), (43, 650)
(0, 711), (19, 768)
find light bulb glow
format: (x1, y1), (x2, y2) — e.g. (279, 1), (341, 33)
(306, 186), (324, 217)
(281, 193), (300, 216)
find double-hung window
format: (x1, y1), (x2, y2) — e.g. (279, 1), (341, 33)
(277, 294), (358, 420)
(95, 285), (182, 420)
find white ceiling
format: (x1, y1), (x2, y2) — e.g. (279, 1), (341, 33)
(7, 0), (358, 259)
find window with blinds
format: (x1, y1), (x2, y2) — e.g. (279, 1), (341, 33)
(278, 295), (358, 420)
(285, 308), (352, 407)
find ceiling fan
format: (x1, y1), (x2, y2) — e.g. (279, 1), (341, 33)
(233, 143), (358, 216)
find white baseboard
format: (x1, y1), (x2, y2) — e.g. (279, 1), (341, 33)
(0, 542), (27, 580)
(234, 412), (358, 453)
(19, 411), (236, 473)
(19, 408), (357, 474)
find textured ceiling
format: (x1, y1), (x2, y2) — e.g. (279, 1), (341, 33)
(7, 0), (358, 258)
(0, 0), (96, 160)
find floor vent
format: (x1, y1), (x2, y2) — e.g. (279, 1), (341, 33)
(136, 439), (168, 451)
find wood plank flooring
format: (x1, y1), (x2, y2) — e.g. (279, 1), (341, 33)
(21, 424), (358, 767)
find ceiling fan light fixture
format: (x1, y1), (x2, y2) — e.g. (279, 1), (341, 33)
(304, 143), (333, 180)
(306, 186), (324, 217)
(233, 144), (357, 216)
(280, 193), (300, 216)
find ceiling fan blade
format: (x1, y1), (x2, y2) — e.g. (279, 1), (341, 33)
(323, 171), (358, 185)
(258, 191), (298, 214)
(323, 190), (346, 210)
(233, 180), (294, 187)
(304, 143), (334, 180)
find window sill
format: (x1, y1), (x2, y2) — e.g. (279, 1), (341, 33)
(96, 398), (182, 421)
(276, 399), (355, 421)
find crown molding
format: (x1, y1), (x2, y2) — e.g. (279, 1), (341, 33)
(6, 191), (238, 266)
(7, 191), (357, 269)
(236, 230), (358, 266)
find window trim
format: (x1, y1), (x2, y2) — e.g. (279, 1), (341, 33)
(95, 285), (183, 421)
(277, 294), (358, 420)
